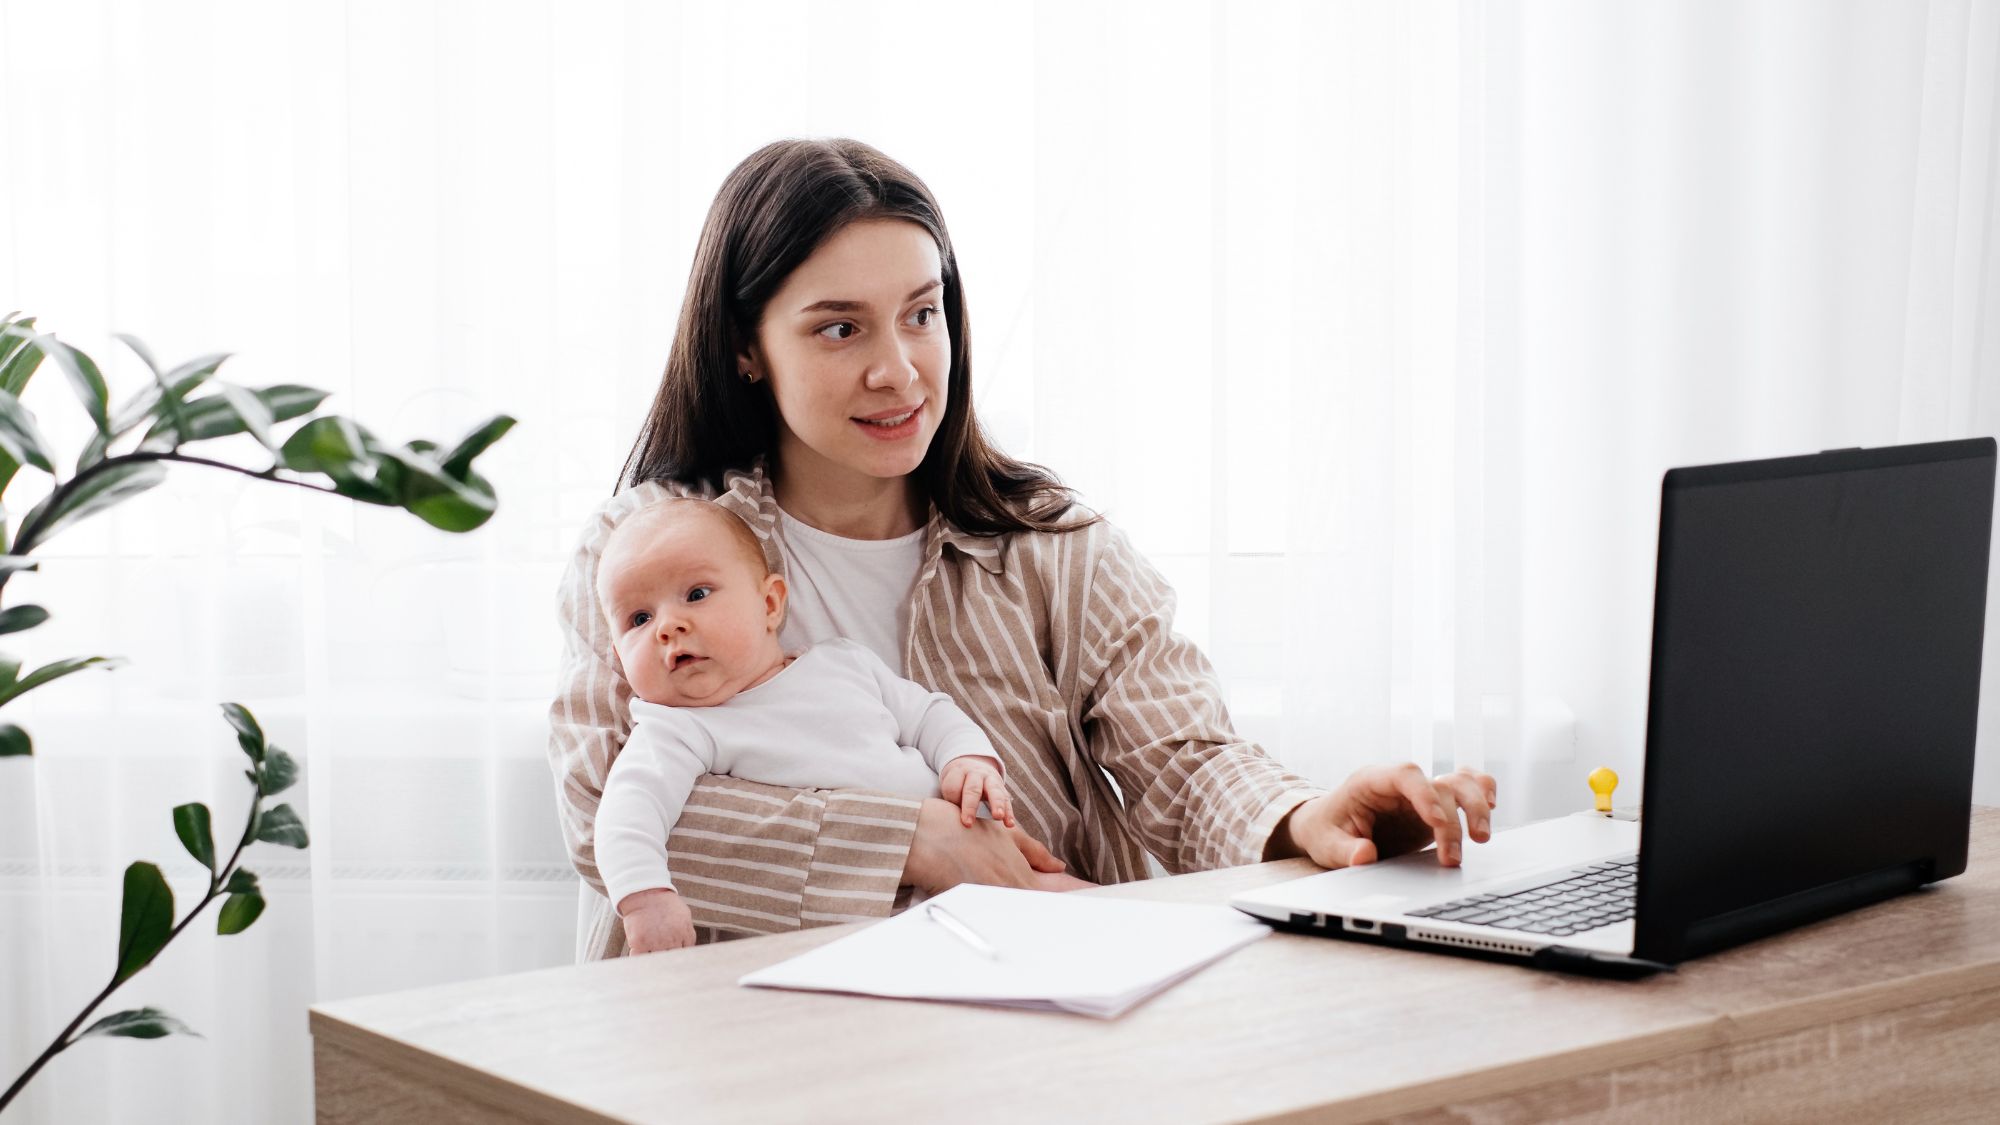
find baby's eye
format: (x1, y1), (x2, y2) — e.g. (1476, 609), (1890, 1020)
(687, 586), (713, 603)
(629, 611), (651, 629)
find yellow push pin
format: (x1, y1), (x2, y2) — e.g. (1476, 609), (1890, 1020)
(1588, 767), (1618, 814)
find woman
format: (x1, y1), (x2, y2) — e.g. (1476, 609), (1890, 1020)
(549, 137), (1496, 961)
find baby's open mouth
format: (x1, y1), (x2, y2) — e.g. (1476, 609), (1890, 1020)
(672, 652), (702, 670)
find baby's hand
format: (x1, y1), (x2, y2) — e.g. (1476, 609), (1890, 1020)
(938, 755), (1014, 829)
(618, 888), (697, 955)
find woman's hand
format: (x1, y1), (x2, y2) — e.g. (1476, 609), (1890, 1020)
(903, 797), (1085, 894)
(1270, 764), (1497, 869)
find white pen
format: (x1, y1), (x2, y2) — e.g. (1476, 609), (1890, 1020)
(925, 901), (1000, 960)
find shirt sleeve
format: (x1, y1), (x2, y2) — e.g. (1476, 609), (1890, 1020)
(596, 711), (714, 910)
(1076, 522), (1329, 874)
(851, 640), (1003, 776)
(547, 481), (920, 958)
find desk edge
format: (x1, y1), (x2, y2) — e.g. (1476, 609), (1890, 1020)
(311, 1009), (627, 1125)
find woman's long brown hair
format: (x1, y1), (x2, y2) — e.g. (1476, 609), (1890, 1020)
(617, 137), (1096, 537)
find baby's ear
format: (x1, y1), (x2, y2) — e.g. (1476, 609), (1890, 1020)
(763, 573), (788, 628)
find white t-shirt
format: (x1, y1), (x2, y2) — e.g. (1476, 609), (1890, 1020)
(773, 507), (924, 676)
(595, 638), (1000, 911)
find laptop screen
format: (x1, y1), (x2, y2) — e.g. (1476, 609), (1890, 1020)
(1633, 439), (1995, 963)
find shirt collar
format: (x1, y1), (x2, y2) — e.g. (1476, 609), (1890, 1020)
(928, 505), (1007, 575)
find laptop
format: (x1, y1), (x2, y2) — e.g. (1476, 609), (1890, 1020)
(1231, 437), (1997, 977)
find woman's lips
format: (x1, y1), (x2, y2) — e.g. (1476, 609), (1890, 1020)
(852, 402), (922, 442)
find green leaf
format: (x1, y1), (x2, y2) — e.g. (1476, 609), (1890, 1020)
(72, 430), (110, 475)
(13, 460), (168, 553)
(136, 384), (328, 450)
(0, 557), (38, 575)
(0, 654), (123, 707)
(35, 334), (111, 436)
(106, 352), (229, 436)
(278, 416), (390, 501)
(162, 351), (232, 390)
(0, 722), (29, 757)
(76, 1006), (201, 1042)
(254, 803), (308, 848)
(0, 604), (48, 634)
(212, 382), (276, 450)
(220, 702), (266, 763)
(216, 890), (265, 935)
(0, 321), (43, 397)
(0, 387), (57, 473)
(225, 868), (260, 894)
(381, 448), (497, 532)
(112, 333), (194, 452)
(438, 414), (517, 479)
(112, 332), (164, 378)
(0, 655), (20, 688)
(172, 802), (216, 875)
(113, 862), (174, 985)
(325, 473), (397, 506)
(260, 746), (298, 796)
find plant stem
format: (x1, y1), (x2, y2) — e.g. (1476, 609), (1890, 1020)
(9, 449), (338, 558)
(0, 785), (260, 1114)
(0, 962), (128, 1110)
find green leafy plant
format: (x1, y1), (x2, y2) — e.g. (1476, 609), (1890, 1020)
(0, 313), (515, 1112)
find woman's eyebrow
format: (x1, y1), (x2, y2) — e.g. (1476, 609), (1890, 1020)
(796, 279), (941, 315)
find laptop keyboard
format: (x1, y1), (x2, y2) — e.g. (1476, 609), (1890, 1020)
(1405, 858), (1637, 937)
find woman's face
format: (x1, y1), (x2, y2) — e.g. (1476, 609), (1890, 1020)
(740, 218), (952, 488)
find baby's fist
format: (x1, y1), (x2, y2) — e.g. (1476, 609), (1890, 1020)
(619, 888), (697, 955)
(939, 755), (1014, 828)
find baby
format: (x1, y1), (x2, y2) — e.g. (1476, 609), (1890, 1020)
(594, 498), (1015, 955)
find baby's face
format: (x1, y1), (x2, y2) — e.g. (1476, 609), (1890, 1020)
(597, 510), (787, 708)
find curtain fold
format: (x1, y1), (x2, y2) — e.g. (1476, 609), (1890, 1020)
(1, 2), (1995, 1120)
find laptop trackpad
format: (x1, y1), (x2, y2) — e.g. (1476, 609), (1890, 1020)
(1237, 813), (1639, 916)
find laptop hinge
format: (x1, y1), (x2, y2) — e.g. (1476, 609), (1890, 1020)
(1531, 946), (1675, 979)
(1651, 860), (1930, 963)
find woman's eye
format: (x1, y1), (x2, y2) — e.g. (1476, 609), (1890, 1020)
(814, 306), (940, 341)
(687, 586), (712, 602)
(629, 611), (651, 628)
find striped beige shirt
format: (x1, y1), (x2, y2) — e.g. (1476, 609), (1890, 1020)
(549, 459), (1328, 961)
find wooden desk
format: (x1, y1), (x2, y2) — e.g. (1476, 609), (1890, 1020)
(311, 809), (2000, 1124)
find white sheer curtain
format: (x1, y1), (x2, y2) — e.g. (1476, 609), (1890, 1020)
(1, 1), (1995, 1120)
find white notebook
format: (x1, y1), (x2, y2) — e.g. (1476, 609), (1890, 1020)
(737, 883), (1271, 1019)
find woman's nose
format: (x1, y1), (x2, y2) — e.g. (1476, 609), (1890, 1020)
(863, 345), (919, 391)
